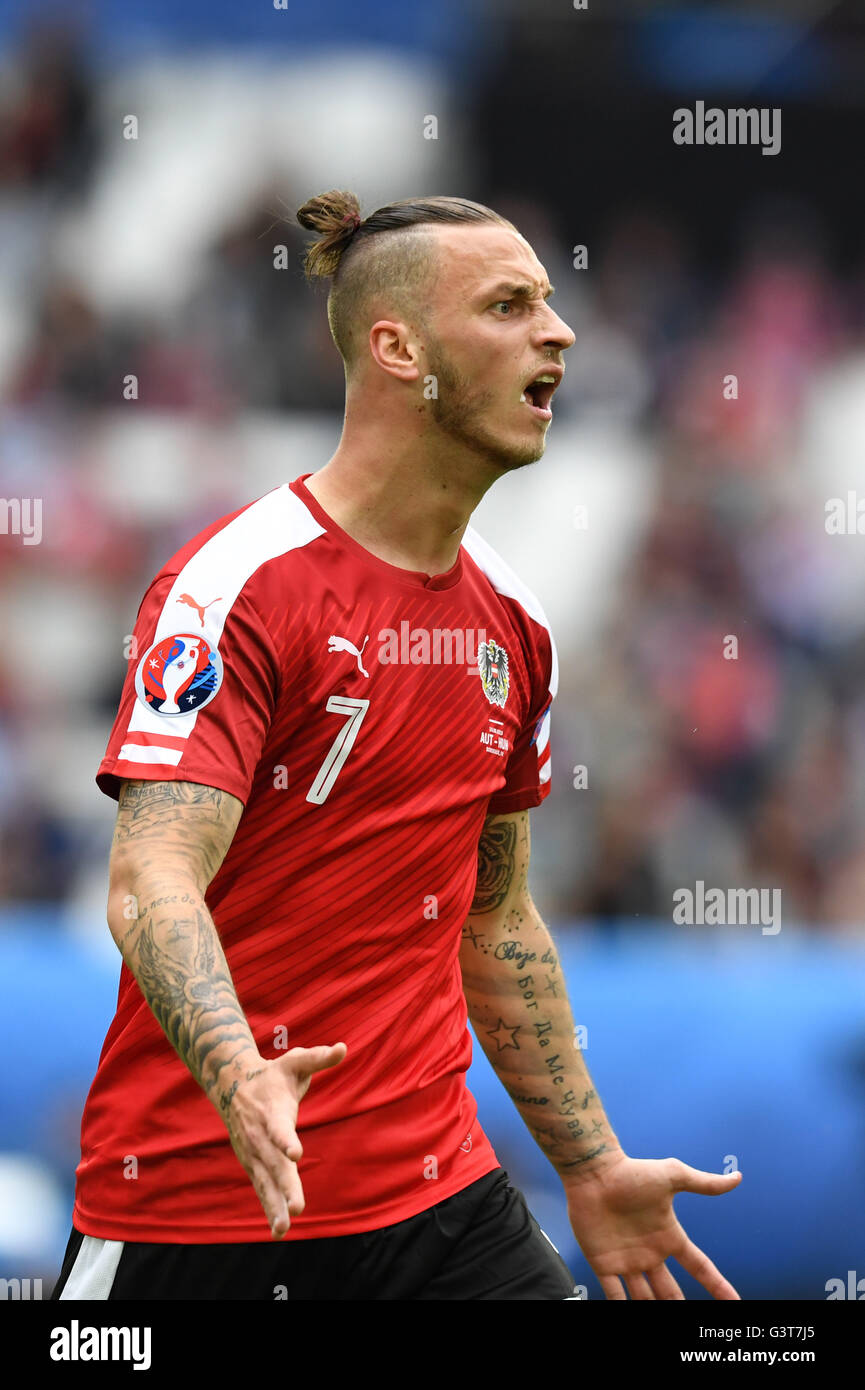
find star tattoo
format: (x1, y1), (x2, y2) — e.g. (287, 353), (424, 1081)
(486, 1017), (522, 1051)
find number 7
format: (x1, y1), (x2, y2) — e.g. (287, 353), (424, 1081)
(305, 695), (370, 805)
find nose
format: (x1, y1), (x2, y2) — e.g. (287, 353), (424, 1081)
(538, 303), (576, 352)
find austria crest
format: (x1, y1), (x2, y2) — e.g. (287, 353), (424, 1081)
(135, 633), (223, 715)
(478, 638), (509, 708)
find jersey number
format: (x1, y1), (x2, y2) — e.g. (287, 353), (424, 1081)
(305, 696), (370, 805)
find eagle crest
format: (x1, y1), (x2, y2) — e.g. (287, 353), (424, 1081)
(478, 639), (509, 707)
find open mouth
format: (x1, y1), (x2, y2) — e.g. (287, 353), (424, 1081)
(519, 372), (559, 421)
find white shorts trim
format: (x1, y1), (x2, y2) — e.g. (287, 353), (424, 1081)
(59, 1234), (125, 1300)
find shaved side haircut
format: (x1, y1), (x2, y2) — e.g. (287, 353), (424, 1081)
(296, 191), (515, 368)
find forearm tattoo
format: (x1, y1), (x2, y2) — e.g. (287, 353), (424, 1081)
(134, 906), (257, 1109)
(111, 780), (254, 1113)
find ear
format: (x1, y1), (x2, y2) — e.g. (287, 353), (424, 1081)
(368, 320), (421, 383)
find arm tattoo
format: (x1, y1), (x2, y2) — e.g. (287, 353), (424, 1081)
(471, 818), (518, 913)
(116, 778), (228, 827)
(134, 907), (256, 1106)
(110, 780), (253, 1113)
(461, 811), (621, 1176)
(485, 1017), (522, 1051)
(114, 780), (241, 886)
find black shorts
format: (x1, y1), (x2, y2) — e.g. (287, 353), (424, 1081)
(51, 1167), (578, 1301)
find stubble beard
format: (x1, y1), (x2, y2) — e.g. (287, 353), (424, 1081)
(424, 339), (547, 473)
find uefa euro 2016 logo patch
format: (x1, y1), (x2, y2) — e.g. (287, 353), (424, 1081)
(134, 633), (223, 715)
(478, 638), (509, 708)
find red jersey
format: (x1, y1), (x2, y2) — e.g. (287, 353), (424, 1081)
(75, 473), (557, 1242)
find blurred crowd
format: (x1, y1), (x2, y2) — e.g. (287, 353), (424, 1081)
(556, 211), (865, 933)
(3, 18), (865, 935)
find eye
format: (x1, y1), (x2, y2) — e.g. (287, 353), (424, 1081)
(493, 300), (513, 314)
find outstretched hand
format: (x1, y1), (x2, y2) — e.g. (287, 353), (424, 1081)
(563, 1153), (742, 1300)
(222, 1043), (348, 1239)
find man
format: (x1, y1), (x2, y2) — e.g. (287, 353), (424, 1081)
(52, 192), (741, 1301)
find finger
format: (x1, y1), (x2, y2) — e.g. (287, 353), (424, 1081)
(623, 1273), (655, 1301)
(248, 1155), (290, 1239)
(598, 1275), (628, 1301)
(645, 1263), (686, 1301)
(675, 1237), (741, 1300)
(267, 1120), (303, 1164)
(667, 1159), (742, 1196)
(278, 1155), (305, 1218)
(265, 1143), (306, 1220)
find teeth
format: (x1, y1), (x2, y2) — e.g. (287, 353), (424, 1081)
(534, 374), (556, 383)
(520, 392), (527, 403)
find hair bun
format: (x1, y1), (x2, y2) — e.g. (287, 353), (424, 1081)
(296, 190), (363, 280)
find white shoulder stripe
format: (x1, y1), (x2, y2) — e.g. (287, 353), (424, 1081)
(125, 485), (324, 744)
(535, 708), (551, 755)
(462, 524), (558, 697)
(118, 743), (182, 766)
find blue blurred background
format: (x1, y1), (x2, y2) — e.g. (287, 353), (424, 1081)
(1, 0), (865, 1299)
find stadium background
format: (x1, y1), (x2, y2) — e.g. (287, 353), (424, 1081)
(1, 0), (864, 1300)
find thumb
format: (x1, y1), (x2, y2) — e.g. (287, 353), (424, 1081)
(287, 1042), (348, 1076)
(670, 1161), (742, 1195)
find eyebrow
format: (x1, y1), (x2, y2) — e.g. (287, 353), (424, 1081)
(482, 281), (555, 301)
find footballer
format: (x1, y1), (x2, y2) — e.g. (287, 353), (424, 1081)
(51, 192), (742, 1301)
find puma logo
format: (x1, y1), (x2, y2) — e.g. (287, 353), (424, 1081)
(177, 593), (221, 627)
(327, 634), (369, 678)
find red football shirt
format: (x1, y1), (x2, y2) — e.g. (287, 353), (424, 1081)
(75, 473), (557, 1241)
